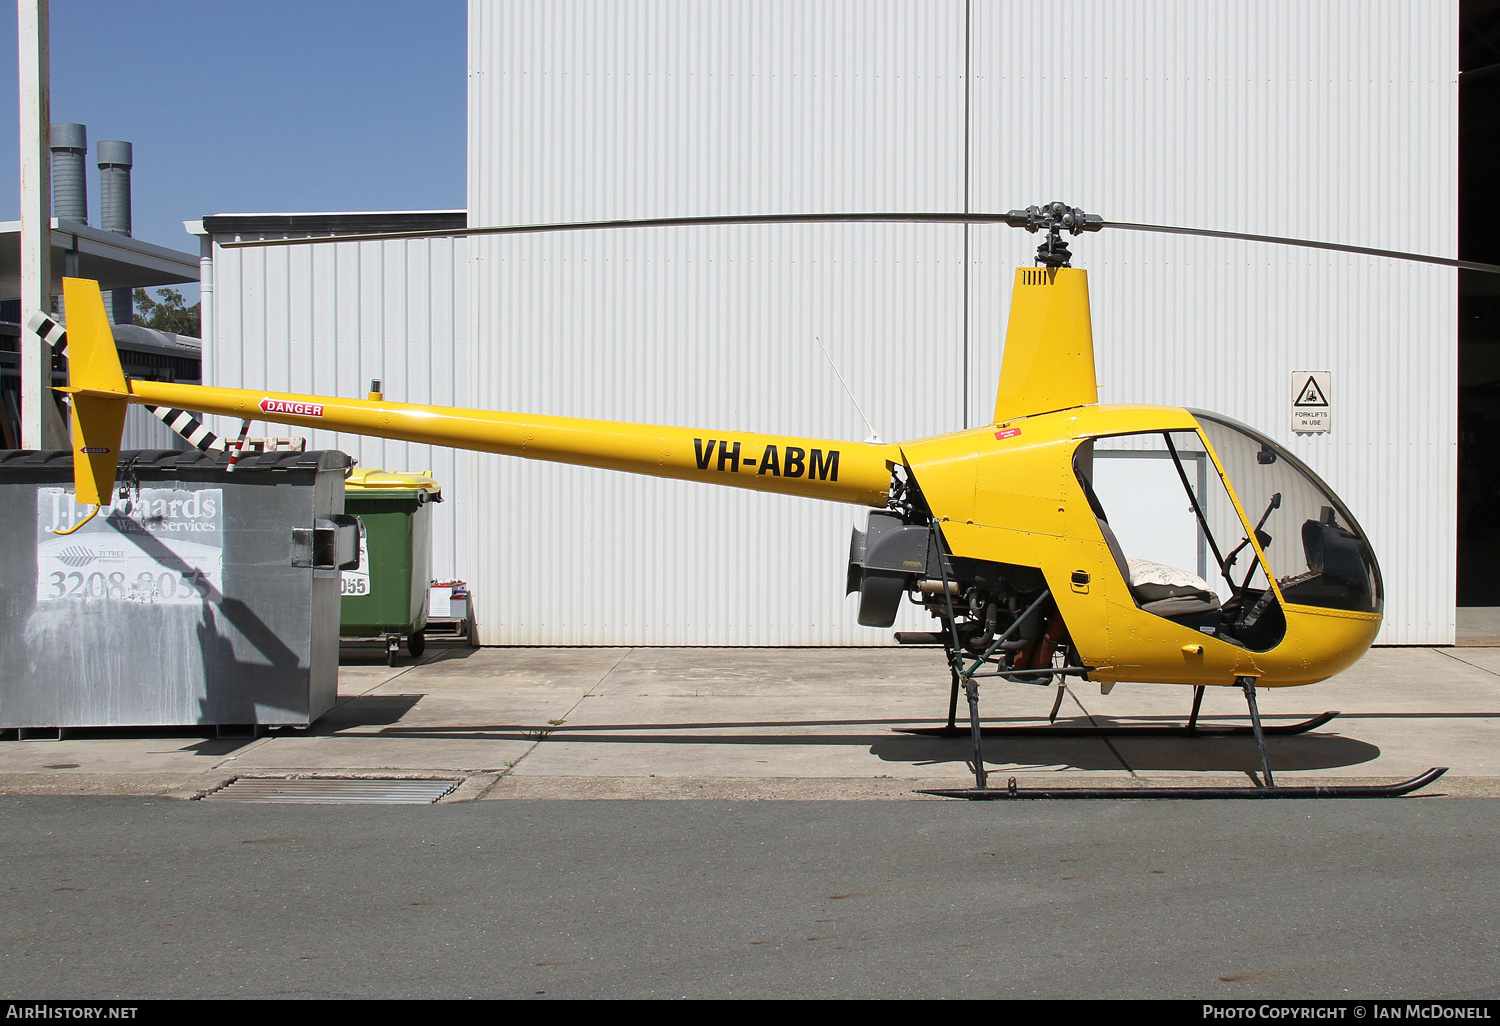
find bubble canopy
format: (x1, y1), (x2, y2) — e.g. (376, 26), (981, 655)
(1192, 410), (1383, 615)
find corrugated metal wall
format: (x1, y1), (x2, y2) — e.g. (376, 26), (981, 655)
(468, 0), (968, 644)
(963, 0), (1458, 644)
(467, 0), (1455, 644)
(205, 234), (470, 582)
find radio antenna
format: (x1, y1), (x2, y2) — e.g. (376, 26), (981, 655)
(816, 337), (882, 444)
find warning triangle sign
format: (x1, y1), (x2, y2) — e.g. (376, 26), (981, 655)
(1294, 376), (1328, 407)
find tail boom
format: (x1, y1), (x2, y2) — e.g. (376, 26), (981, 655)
(127, 379), (898, 507)
(55, 276), (895, 507)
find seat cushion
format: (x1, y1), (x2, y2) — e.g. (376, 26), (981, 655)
(1137, 595), (1221, 617)
(1127, 558), (1220, 610)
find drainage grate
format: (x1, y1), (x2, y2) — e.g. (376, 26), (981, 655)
(201, 777), (460, 804)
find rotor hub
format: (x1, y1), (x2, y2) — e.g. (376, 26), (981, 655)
(1004, 201), (1103, 268)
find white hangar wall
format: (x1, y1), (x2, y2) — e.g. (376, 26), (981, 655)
(467, 0), (967, 645)
(467, 0), (1456, 646)
(961, 0), (1457, 646)
(197, 217), (470, 584)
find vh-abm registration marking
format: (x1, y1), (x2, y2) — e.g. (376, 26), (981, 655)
(693, 438), (840, 481)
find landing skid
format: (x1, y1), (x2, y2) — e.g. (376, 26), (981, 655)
(898, 709), (1341, 739)
(919, 644), (1446, 799)
(918, 767), (1449, 800)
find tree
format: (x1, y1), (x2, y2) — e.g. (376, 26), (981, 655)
(133, 287), (201, 337)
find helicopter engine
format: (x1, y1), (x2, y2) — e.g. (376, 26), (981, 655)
(846, 508), (1063, 673)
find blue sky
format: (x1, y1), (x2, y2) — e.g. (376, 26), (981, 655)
(0, 1), (467, 299)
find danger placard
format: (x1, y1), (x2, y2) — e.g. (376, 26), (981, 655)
(259, 397), (324, 418)
(1291, 371), (1330, 435)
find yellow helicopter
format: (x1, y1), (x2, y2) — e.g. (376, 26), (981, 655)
(42, 203), (1482, 799)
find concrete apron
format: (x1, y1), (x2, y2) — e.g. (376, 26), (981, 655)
(0, 646), (1496, 801)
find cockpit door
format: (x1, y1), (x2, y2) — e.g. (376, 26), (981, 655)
(1080, 429), (1288, 652)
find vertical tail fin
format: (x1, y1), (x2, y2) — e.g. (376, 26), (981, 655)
(58, 278), (128, 505)
(992, 267), (1098, 424)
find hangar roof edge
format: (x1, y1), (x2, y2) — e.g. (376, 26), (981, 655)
(200, 210), (467, 237)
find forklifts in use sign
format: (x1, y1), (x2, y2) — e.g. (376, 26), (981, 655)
(1292, 371), (1331, 434)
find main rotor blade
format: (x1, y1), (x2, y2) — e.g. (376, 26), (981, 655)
(218, 209), (1500, 275)
(216, 212), (1023, 248)
(1103, 220), (1500, 275)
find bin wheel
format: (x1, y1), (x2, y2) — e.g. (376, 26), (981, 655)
(408, 631), (426, 658)
(386, 636), (401, 666)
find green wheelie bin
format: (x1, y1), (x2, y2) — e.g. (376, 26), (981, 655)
(340, 469), (442, 664)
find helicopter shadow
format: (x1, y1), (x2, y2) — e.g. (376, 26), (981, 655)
(868, 721), (1381, 773)
(345, 707), (1380, 775)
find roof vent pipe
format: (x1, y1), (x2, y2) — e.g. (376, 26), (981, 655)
(98, 140), (134, 325)
(97, 140), (132, 236)
(49, 123), (87, 224)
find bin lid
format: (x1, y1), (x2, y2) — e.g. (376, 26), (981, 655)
(345, 468), (442, 499)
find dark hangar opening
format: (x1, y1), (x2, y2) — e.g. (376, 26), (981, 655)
(1459, 0), (1500, 606)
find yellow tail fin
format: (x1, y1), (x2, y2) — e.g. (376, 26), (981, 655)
(992, 267), (1098, 424)
(59, 278), (128, 505)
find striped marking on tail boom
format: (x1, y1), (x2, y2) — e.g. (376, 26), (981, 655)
(26, 312), (223, 453)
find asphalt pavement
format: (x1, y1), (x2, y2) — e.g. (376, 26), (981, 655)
(4, 645), (1499, 1000)
(3, 796), (1499, 999)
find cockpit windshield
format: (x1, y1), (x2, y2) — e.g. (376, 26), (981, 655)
(1193, 411), (1383, 615)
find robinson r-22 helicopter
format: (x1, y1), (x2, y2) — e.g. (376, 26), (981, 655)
(42, 202), (1493, 799)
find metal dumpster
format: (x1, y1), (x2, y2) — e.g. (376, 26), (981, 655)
(339, 468), (441, 664)
(0, 448), (357, 734)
